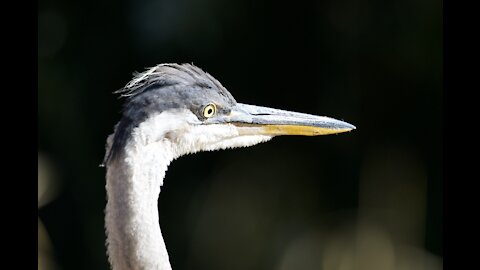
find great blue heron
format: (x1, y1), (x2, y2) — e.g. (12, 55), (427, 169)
(103, 63), (355, 270)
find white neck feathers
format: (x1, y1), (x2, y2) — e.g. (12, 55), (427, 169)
(105, 110), (272, 270)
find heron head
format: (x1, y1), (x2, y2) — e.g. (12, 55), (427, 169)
(104, 63), (355, 164)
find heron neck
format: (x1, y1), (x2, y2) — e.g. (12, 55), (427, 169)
(105, 138), (175, 270)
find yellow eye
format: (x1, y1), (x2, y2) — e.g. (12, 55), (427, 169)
(203, 103), (217, 118)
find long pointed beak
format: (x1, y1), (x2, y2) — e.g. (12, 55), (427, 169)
(209, 103), (355, 136)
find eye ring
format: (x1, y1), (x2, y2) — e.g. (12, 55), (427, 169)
(202, 103), (217, 118)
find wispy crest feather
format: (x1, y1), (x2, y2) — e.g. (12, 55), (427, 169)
(114, 63), (227, 99)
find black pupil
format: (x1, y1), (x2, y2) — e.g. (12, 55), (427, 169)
(207, 108), (213, 114)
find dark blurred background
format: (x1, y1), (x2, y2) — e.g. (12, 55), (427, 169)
(38, 0), (442, 269)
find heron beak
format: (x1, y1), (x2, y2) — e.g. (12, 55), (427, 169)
(211, 103), (356, 136)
